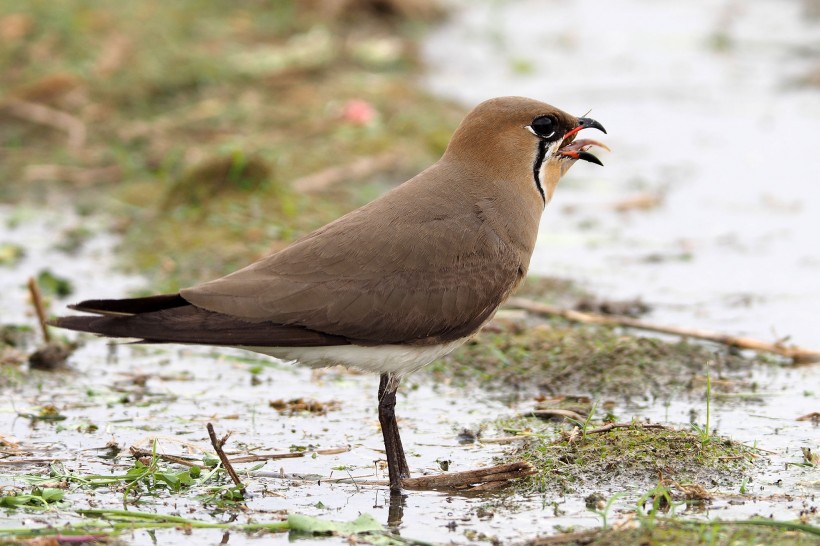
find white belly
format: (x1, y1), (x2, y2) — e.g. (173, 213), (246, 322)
(243, 339), (466, 376)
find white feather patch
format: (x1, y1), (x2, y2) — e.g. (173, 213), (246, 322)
(244, 339), (467, 375)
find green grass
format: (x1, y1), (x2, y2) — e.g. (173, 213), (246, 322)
(505, 419), (757, 496)
(0, 1), (462, 290)
(533, 519), (820, 546)
(434, 317), (772, 400)
(690, 364), (713, 449)
(0, 511), (431, 544)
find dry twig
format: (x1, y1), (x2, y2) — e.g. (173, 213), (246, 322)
(528, 528), (601, 546)
(506, 297), (820, 364)
(229, 446), (350, 463)
(292, 152), (406, 193)
(3, 99), (86, 151)
(669, 480), (713, 500)
(0, 458), (69, 465)
(129, 446), (207, 469)
(27, 277), (50, 344)
(24, 164), (122, 186)
(206, 423), (246, 497)
(129, 444), (350, 468)
(479, 436), (529, 445)
(523, 409), (587, 422)
(586, 422), (669, 434)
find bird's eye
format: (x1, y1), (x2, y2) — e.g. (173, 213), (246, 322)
(528, 115), (558, 139)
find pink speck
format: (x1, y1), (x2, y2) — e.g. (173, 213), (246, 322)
(341, 99), (377, 126)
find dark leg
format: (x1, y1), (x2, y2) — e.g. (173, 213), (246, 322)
(378, 373), (410, 492)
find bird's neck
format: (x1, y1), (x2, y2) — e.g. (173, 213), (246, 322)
(436, 158), (545, 260)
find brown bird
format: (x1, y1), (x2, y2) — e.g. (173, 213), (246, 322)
(52, 96), (607, 492)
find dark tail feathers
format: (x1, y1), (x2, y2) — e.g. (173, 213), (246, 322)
(50, 294), (350, 347)
(68, 294), (188, 316)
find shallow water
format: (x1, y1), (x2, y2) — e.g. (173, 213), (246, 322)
(0, 206), (144, 324)
(1, 212), (818, 543)
(424, 0), (820, 348)
(4, 329), (815, 544)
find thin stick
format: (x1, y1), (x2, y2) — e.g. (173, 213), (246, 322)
(523, 409), (587, 422)
(479, 436), (529, 444)
(229, 446), (350, 463)
(292, 152), (406, 193)
(129, 446), (207, 469)
(4, 99), (87, 151)
(528, 528), (600, 546)
(586, 422), (669, 434)
(27, 277), (51, 344)
(24, 164), (121, 187)
(0, 458), (69, 465)
(228, 452), (303, 463)
(206, 423), (246, 497)
(506, 297), (820, 364)
(130, 445), (350, 467)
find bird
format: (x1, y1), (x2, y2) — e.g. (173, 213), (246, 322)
(51, 96), (607, 493)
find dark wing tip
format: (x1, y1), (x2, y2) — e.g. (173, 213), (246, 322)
(68, 294), (188, 316)
(51, 305), (352, 348)
(48, 315), (134, 338)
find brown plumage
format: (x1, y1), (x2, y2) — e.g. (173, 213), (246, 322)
(51, 96), (607, 492)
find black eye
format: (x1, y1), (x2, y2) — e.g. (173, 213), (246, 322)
(529, 115), (559, 139)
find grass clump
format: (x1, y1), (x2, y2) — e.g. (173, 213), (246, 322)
(437, 319), (760, 400)
(505, 419), (757, 496)
(525, 519), (820, 546)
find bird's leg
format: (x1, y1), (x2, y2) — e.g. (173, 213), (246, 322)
(378, 373), (410, 492)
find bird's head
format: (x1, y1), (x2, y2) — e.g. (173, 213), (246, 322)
(445, 96), (608, 205)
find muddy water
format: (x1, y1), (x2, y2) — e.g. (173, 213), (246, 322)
(0, 206), (144, 323)
(424, 0), (820, 348)
(1, 217), (817, 542)
(0, 212), (511, 545)
(0, 205), (519, 544)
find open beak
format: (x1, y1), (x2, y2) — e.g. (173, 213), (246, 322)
(558, 117), (609, 166)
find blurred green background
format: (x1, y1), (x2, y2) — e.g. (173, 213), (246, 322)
(0, 0), (460, 290)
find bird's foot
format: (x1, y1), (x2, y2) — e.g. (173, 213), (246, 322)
(398, 461), (535, 492)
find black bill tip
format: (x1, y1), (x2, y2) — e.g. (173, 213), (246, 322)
(577, 151), (604, 166)
(577, 117), (607, 135)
